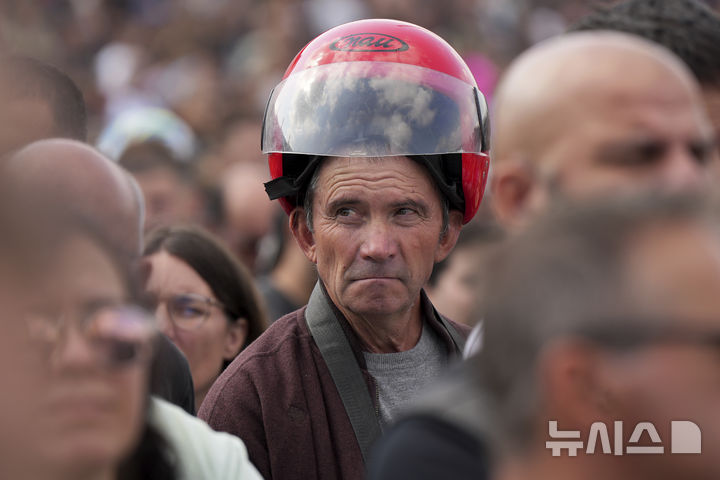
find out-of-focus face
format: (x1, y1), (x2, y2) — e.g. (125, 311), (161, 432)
(426, 244), (488, 326)
(0, 263), (37, 475)
(537, 76), (715, 201)
(701, 87), (720, 180)
(143, 250), (245, 407)
(493, 63), (717, 231)
(133, 166), (201, 233)
(596, 224), (720, 479)
(219, 164), (275, 272)
(0, 96), (55, 156)
(302, 156), (460, 320)
(701, 87), (720, 143)
(1, 235), (150, 478)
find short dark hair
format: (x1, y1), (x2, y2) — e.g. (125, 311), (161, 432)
(143, 225), (267, 353)
(0, 55), (87, 140)
(118, 140), (193, 181)
(428, 220), (504, 287)
(571, 0), (720, 87)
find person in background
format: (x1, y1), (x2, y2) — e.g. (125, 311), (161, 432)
(0, 174), (264, 480)
(118, 141), (205, 233)
(0, 55), (263, 478)
(142, 225), (267, 411)
(218, 161), (277, 272)
(198, 117), (266, 184)
(478, 194), (720, 480)
(425, 220), (504, 327)
(0, 197), (173, 480)
(4, 138), (197, 414)
(489, 32), (714, 232)
(0, 55), (86, 155)
(255, 210), (317, 323)
(571, 0), (720, 142)
(0, 57), (199, 414)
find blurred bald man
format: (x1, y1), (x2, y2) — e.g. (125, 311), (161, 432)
(4, 139), (196, 414)
(491, 31), (715, 231)
(572, 0), (720, 143)
(6, 139), (142, 256)
(368, 31), (716, 480)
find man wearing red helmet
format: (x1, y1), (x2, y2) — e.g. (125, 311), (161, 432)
(199, 19), (489, 479)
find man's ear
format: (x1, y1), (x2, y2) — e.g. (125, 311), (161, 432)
(539, 339), (618, 429)
(491, 159), (537, 231)
(435, 209), (463, 263)
(289, 208), (317, 264)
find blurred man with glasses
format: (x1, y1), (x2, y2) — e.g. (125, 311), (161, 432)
(475, 193), (720, 480)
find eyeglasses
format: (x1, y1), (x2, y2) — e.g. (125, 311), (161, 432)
(581, 321), (720, 352)
(158, 293), (226, 331)
(24, 304), (154, 369)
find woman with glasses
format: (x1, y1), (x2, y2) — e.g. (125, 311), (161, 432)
(0, 207), (176, 479)
(1, 197), (264, 479)
(142, 225), (267, 410)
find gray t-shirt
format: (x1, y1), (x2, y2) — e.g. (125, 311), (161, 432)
(363, 323), (447, 427)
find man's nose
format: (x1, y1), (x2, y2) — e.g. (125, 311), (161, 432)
(359, 219), (397, 262)
(660, 145), (708, 192)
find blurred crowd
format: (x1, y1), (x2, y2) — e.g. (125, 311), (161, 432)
(2, 0), (717, 279)
(0, 0), (620, 256)
(2, 0), (720, 479)
(0, 0), (643, 328)
(0, 0), (609, 136)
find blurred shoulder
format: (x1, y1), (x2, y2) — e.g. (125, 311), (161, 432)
(150, 396), (264, 480)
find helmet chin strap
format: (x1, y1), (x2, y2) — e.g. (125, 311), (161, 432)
(264, 155), (323, 202)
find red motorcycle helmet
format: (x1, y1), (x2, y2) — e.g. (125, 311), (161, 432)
(262, 18), (490, 224)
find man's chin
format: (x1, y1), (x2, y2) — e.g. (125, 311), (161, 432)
(342, 287), (411, 317)
(351, 277), (402, 288)
(349, 305), (404, 318)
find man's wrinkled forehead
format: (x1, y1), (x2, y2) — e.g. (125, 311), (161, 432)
(534, 74), (713, 188)
(315, 156), (442, 204)
(492, 31), (708, 164)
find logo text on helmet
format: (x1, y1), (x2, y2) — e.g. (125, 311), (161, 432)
(330, 33), (409, 52)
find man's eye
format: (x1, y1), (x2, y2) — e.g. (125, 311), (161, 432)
(396, 208), (417, 216)
(617, 145), (664, 167)
(337, 207), (353, 217)
(689, 141), (716, 165)
(600, 143), (666, 167)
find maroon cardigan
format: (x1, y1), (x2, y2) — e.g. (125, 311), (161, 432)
(198, 288), (469, 480)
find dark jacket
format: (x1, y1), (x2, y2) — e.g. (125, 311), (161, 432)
(366, 362), (491, 480)
(150, 333), (195, 415)
(198, 286), (469, 480)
